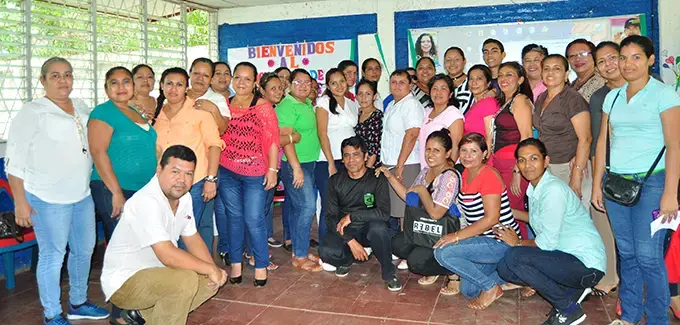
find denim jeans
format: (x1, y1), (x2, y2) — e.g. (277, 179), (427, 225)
(282, 196), (291, 241)
(214, 192), (230, 255)
(218, 167), (269, 268)
(314, 160), (345, 245)
(264, 174), (282, 239)
(434, 236), (509, 299)
(26, 191), (96, 319)
(90, 180), (136, 243)
(498, 246), (604, 310)
(604, 171), (669, 325)
(280, 161), (316, 258)
(187, 178), (215, 249)
(90, 180), (135, 319)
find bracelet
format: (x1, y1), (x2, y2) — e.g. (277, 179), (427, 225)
(512, 169), (521, 174)
(515, 239), (522, 247)
(453, 234), (460, 245)
(268, 167), (279, 173)
(574, 164), (582, 170)
(288, 134), (293, 144)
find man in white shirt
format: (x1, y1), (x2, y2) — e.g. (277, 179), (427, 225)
(101, 145), (227, 325)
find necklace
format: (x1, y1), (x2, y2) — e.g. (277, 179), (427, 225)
(451, 73), (465, 82)
(46, 97), (88, 155)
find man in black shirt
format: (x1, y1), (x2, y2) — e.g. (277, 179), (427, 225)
(319, 136), (402, 291)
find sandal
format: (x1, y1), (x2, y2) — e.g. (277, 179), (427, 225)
(418, 275), (439, 285)
(467, 286), (503, 310)
(248, 259), (280, 272)
(292, 257), (323, 272)
(307, 253), (320, 263)
(521, 287), (537, 297)
(501, 283), (522, 291)
(592, 287), (617, 296)
(440, 276), (460, 296)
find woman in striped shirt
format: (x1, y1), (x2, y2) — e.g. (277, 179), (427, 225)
(433, 132), (520, 310)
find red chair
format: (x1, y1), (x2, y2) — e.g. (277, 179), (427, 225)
(0, 228), (37, 289)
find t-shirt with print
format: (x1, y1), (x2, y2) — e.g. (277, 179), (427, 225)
(411, 168), (460, 210)
(458, 166), (520, 238)
(276, 94), (321, 163)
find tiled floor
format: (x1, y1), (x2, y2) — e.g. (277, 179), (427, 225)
(2, 210), (680, 324)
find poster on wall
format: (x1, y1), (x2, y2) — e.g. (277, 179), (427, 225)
(407, 14), (645, 72)
(227, 39), (354, 91)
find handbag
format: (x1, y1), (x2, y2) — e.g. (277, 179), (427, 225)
(0, 211), (24, 243)
(404, 169), (462, 247)
(603, 91), (665, 207)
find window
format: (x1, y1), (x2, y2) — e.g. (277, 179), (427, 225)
(0, 0), (218, 139)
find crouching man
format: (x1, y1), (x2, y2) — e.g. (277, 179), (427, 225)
(101, 145), (227, 325)
(319, 136), (402, 291)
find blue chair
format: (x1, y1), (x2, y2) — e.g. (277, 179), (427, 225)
(0, 230), (37, 289)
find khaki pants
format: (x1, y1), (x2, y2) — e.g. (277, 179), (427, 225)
(548, 162), (619, 287)
(110, 267), (218, 325)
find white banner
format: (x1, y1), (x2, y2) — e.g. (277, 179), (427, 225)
(227, 39), (353, 86)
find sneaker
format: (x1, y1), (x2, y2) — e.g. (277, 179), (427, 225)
(268, 238), (283, 248)
(392, 254), (399, 261)
(397, 259), (408, 270)
(219, 252), (231, 266)
(541, 308), (558, 325)
(550, 305), (586, 325)
(67, 301), (110, 320)
(386, 277), (403, 292)
(44, 315), (71, 325)
(335, 265), (350, 277)
(320, 259), (337, 272)
(364, 247), (373, 256)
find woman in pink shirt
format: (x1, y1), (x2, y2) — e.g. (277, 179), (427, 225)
(218, 62), (280, 287)
(418, 74), (464, 168)
(463, 65), (502, 164)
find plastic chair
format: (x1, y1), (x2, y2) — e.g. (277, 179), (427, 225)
(0, 230), (37, 289)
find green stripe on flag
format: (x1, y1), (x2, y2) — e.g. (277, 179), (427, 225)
(407, 31), (416, 68)
(374, 34), (390, 75)
(350, 38), (357, 62)
(639, 14), (647, 36)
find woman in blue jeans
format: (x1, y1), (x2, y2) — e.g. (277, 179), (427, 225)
(219, 62), (280, 286)
(7, 57), (109, 325)
(276, 69), (323, 272)
(497, 138), (606, 325)
(88, 66), (157, 324)
(592, 35), (680, 325)
(433, 132), (521, 310)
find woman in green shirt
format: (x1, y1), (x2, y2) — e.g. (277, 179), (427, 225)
(276, 68), (323, 272)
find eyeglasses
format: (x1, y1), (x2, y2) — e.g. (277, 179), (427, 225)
(568, 52), (591, 61)
(292, 80), (312, 87)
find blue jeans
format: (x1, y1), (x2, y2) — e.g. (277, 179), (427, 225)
(89, 180), (136, 319)
(434, 236), (509, 299)
(90, 180), (136, 243)
(264, 175), (282, 239)
(282, 196), (291, 241)
(314, 160), (344, 245)
(604, 171), (669, 325)
(218, 167), (269, 268)
(187, 178), (215, 249)
(280, 161), (316, 258)
(215, 192), (230, 254)
(26, 192), (96, 319)
(498, 246), (603, 310)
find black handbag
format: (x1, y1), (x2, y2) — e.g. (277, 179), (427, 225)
(404, 169), (462, 247)
(603, 91), (665, 207)
(0, 211), (24, 243)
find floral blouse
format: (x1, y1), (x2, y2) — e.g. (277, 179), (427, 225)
(354, 109), (384, 163)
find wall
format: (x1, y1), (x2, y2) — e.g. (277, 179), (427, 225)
(659, 0), (680, 92)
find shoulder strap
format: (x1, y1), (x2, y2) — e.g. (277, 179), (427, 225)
(426, 168), (460, 193)
(606, 90), (666, 180)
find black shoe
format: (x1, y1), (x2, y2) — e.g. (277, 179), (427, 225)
(254, 278), (267, 287)
(283, 242), (293, 252)
(386, 277), (403, 292)
(268, 238), (283, 248)
(335, 266), (350, 277)
(219, 252), (231, 266)
(229, 275), (242, 284)
(549, 306), (586, 325)
(309, 239), (319, 248)
(120, 310), (145, 325)
(541, 308), (558, 325)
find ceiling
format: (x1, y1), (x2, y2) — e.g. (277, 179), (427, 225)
(190, 0), (327, 9)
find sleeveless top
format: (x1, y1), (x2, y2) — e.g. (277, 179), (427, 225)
(493, 97), (521, 153)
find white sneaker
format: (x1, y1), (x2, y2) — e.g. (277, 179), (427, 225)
(319, 259), (337, 272)
(392, 254), (399, 261)
(364, 247), (373, 256)
(397, 259), (408, 270)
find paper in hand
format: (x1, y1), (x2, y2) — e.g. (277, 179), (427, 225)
(650, 211), (680, 237)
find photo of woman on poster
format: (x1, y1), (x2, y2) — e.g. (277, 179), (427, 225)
(415, 33), (439, 66)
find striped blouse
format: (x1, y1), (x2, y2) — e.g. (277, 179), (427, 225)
(458, 166), (520, 239)
(411, 83), (432, 109)
(454, 77), (473, 115)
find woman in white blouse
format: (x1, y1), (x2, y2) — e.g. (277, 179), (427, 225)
(315, 68), (358, 245)
(6, 57), (110, 324)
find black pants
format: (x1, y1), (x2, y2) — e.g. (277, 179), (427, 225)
(391, 232), (451, 276)
(319, 221), (395, 281)
(498, 246), (604, 310)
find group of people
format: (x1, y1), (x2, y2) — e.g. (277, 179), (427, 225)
(5, 33), (679, 325)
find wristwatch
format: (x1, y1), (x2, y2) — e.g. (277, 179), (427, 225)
(205, 175), (218, 183)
